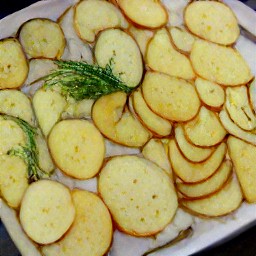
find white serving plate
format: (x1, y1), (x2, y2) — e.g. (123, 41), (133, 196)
(0, 1), (256, 256)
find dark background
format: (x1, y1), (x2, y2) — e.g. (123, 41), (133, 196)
(0, 0), (38, 19)
(1, 1), (256, 256)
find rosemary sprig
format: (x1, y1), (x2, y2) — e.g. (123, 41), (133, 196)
(42, 60), (134, 100)
(2, 115), (49, 182)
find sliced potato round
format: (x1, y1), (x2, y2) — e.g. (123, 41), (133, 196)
(0, 38), (28, 89)
(42, 190), (113, 256)
(48, 119), (105, 179)
(177, 160), (232, 199)
(0, 119), (26, 154)
(74, 0), (128, 43)
(109, 209), (194, 256)
(190, 40), (253, 86)
(169, 26), (195, 53)
(99, 155), (178, 236)
(0, 90), (34, 125)
(175, 125), (214, 163)
(92, 92), (151, 147)
(117, 0), (168, 29)
(146, 29), (195, 80)
(142, 72), (200, 122)
(109, 0), (118, 5)
(0, 155), (28, 209)
(36, 134), (54, 174)
(225, 86), (256, 131)
(228, 136), (256, 203)
(33, 88), (67, 137)
(184, 107), (227, 147)
(219, 110), (256, 146)
(180, 176), (243, 217)
(19, 18), (65, 59)
(128, 26), (153, 57)
(95, 28), (143, 88)
(184, 1), (239, 45)
(72, 99), (94, 118)
(249, 79), (256, 112)
(195, 78), (225, 110)
(132, 89), (172, 137)
(142, 138), (172, 176)
(169, 140), (226, 183)
(20, 180), (75, 244)
(115, 109), (151, 147)
(62, 98), (95, 119)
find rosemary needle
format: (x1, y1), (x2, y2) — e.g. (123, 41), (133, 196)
(42, 60), (134, 100)
(2, 115), (49, 182)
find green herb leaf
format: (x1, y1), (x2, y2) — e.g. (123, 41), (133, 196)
(42, 60), (134, 100)
(2, 115), (49, 182)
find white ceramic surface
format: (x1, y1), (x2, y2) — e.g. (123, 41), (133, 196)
(0, 1), (256, 256)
